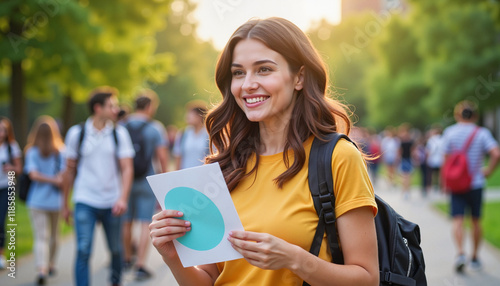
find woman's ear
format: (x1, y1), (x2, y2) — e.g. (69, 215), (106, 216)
(294, 66), (305, 91)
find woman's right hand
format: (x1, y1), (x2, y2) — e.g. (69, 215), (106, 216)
(149, 210), (191, 261)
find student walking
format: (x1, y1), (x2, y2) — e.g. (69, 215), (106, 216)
(122, 89), (169, 281)
(172, 101), (209, 170)
(380, 126), (400, 187)
(425, 125), (444, 192)
(62, 87), (135, 286)
(150, 17), (379, 285)
(398, 123), (415, 199)
(442, 100), (500, 273)
(0, 117), (22, 269)
(24, 115), (65, 285)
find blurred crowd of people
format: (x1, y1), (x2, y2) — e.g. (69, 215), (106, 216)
(351, 122), (447, 199)
(0, 87), (209, 286)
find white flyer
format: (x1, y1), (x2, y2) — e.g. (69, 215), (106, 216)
(146, 163), (244, 267)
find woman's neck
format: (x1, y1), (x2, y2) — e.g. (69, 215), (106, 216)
(258, 123), (287, 156)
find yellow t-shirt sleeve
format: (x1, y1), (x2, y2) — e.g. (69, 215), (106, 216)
(332, 139), (378, 217)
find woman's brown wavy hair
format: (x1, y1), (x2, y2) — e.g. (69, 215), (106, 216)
(205, 17), (352, 191)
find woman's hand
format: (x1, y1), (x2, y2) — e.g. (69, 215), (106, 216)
(227, 231), (299, 270)
(149, 210), (191, 261)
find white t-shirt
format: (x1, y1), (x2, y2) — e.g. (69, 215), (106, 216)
(172, 126), (209, 169)
(426, 134), (445, 168)
(65, 118), (135, 208)
(0, 141), (22, 188)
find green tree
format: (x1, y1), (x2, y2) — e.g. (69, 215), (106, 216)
(366, 15), (430, 129)
(366, 0), (500, 129)
(153, 0), (219, 127)
(409, 0), (500, 125)
(0, 0), (176, 146)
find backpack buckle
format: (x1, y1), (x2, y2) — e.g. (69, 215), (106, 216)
(320, 192), (335, 224)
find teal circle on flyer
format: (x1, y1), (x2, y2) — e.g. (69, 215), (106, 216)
(165, 187), (225, 251)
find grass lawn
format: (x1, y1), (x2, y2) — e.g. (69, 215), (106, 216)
(12, 198), (73, 259)
(434, 201), (500, 249)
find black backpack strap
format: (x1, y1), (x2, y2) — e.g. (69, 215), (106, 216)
(77, 122), (86, 163)
(308, 133), (352, 265)
(6, 141), (13, 164)
(112, 126), (119, 146)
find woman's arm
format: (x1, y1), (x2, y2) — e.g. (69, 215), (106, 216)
(28, 170), (63, 187)
(150, 210), (220, 285)
(228, 206), (379, 286)
(3, 157), (22, 174)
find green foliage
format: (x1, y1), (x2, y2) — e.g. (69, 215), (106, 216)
(308, 15), (379, 126)
(0, 0), (176, 129)
(152, 0), (219, 127)
(309, 1), (500, 131)
(369, 0), (500, 129)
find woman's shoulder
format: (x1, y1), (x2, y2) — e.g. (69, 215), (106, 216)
(332, 138), (362, 159)
(25, 146), (40, 160)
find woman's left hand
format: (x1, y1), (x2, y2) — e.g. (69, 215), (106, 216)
(228, 231), (298, 270)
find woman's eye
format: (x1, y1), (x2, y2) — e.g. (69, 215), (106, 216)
(259, 67), (272, 73)
(232, 70), (244, 77)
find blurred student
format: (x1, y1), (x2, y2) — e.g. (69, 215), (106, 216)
(425, 125), (444, 192)
(62, 87), (135, 286)
(442, 100), (500, 273)
(24, 115), (65, 285)
(398, 123), (415, 199)
(172, 101), (209, 170)
(0, 117), (22, 269)
(122, 89), (168, 281)
(380, 126), (400, 186)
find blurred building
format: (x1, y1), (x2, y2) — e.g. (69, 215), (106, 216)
(341, 0), (408, 20)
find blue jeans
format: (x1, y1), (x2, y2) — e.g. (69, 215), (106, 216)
(74, 203), (122, 286)
(0, 187), (8, 249)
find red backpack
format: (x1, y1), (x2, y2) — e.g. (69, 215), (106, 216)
(442, 127), (479, 194)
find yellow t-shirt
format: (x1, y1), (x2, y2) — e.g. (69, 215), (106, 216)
(215, 136), (377, 286)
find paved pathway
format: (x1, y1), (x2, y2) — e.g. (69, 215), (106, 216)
(1, 180), (500, 286)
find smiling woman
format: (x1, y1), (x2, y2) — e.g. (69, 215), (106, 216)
(229, 38), (302, 128)
(150, 17), (379, 286)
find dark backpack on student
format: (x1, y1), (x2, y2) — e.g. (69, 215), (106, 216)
(306, 133), (426, 286)
(441, 127), (479, 194)
(124, 121), (151, 178)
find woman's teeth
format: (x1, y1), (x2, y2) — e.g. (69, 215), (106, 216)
(246, 97), (267, 104)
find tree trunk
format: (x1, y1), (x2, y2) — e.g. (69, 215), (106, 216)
(9, 11), (27, 149)
(10, 61), (27, 149)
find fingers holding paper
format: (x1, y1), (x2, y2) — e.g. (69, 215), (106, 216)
(150, 210), (191, 260)
(228, 231), (299, 271)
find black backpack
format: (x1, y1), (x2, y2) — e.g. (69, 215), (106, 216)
(306, 133), (426, 286)
(124, 121), (151, 178)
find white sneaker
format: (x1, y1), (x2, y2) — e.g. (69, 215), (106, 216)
(455, 254), (466, 273)
(0, 255), (6, 269)
(469, 259), (482, 271)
